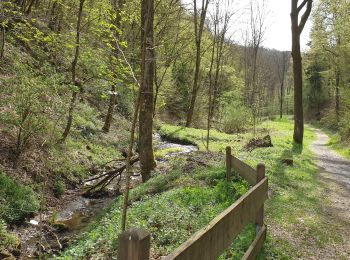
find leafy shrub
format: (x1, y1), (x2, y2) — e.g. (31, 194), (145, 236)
(339, 111), (350, 140)
(320, 109), (339, 131)
(221, 104), (252, 133)
(0, 60), (65, 160)
(0, 219), (20, 251)
(0, 173), (39, 224)
(54, 179), (66, 198)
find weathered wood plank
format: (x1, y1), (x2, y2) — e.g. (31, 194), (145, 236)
(118, 228), (151, 260)
(231, 156), (257, 185)
(163, 178), (268, 260)
(242, 225), (267, 260)
(255, 164), (265, 229)
(226, 147), (232, 181)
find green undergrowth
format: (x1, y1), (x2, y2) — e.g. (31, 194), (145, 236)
(324, 130), (350, 159)
(0, 172), (39, 224)
(55, 162), (253, 259)
(159, 119), (341, 258)
(0, 219), (20, 253)
(0, 172), (37, 253)
(57, 118), (337, 259)
(312, 122), (350, 159)
(159, 124), (257, 151)
(47, 105), (128, 184)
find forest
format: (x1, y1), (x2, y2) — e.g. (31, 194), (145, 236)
(0, 0), (350, 259)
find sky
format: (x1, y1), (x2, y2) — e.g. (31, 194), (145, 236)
(263, 0), (312, 51)
(181, 0), (313, 52)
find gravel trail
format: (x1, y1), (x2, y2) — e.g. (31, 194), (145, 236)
(310, 128), (350, 259)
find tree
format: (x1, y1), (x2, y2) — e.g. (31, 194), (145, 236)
(244, 0), (267, 136)
(186, 0), (210, 127)
(153, 0), (186, 117)
(274, 51), (290, 119)
(61, 0), (85, 141)
(139, 0), (156, 182)
(291, 0), (313, 144)
(102, 0), (125, 133)
(206, 0), (232, 150)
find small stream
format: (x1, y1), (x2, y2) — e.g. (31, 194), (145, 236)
(16, 133), (198, 259)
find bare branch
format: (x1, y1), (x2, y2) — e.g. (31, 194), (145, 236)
(299, 0), (312, 34)
(297, 0), (309, 13)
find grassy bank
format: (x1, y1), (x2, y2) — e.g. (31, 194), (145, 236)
(324, 130), (350, 159)
(57, 119), (340, 259)
(55, 157), (254, 259)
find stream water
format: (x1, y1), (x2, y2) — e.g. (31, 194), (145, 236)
(16, 133), (198, 259)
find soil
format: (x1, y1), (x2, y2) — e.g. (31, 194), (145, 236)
(244, 135), (273, 152)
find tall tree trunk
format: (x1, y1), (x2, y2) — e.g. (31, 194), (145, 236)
(61, 0), (85, 141)
(186, 0), (209, 127)
(102, 0), (125, 133)
(335, 66), (340, 119)
(25, 0), (36, 14)
(206, 21), (217, 151)
(121, 91), (141, 231)
(139, 0), (155, 182)
(0, 25), (5, 60)
(186, 45), (201, 127)
(291, 17), (304, 144)
(280, 82), (284, 119)
(291, 0), (312, 145)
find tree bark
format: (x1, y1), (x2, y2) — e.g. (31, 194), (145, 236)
(186, 0), (209, 127)
(139, 0), (155, 182)
(0, 25), (5, 60)
(335, 66), (340, 118)
(206, 19), (217, 151)
(280, 82), (284, 119)
(61, 0), (85, 141)
(291, 0), (312, 145)
(25, 0), (36, 14)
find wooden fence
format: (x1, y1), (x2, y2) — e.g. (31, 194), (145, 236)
(119, 146), (268, 260)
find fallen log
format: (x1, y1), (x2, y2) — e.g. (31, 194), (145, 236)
(82, 157), (139, 196)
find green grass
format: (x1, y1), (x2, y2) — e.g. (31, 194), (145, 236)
(312, 122), (350, 159)
(55, 164), (252, 259)
(324, 130), (350, 159)
(159, 124), (257, 152)
(56, 118), (341, 259)
(47, 104), (129, 184)
(154, 147), (183, 158)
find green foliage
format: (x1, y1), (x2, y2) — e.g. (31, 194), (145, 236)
(55, 120), (346, 260)
(0, 219), (20, 251)
(159, 124), (236, 151)
(56, 163), (249, 259)
(54, 179), (66, 198)
(220, 98), (253, 133)
(0, 173), (39, 224)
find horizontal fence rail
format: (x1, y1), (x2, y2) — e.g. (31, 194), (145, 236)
(163, 178), (268, 260)
(119, 147), (268, 260)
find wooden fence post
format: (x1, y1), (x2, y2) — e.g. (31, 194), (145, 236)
(226, 146), (232, 181)
(118, 228), (151, 260)
(255, 164), (265, 232)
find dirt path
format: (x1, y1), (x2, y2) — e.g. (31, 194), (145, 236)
(310, 128), (350, 259)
